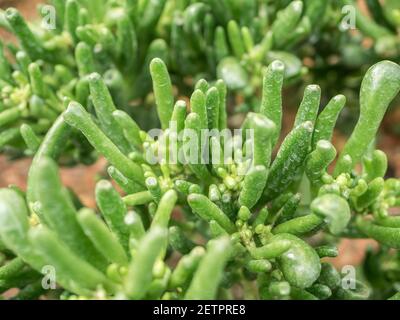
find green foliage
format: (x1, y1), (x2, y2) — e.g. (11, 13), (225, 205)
(0, 0), (331, 160)
(295, 0), (400, 131)
(0, 58), (399, 300)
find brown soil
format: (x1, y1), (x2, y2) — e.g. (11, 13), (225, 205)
(0, 0), (42, 40)
(0, 0), (41, 15)
(0, 156), (106, 208)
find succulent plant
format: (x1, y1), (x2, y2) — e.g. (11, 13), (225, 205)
(0, 0), (337, 160)
(293, 0), (400, 134)
(0, 58), (399, 300)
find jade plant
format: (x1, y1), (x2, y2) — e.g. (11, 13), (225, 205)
(0, 0), (170, 160)
(295, 0), (400, 130)
(340, 0), (400, 59)
(0, 0), (334, 159)
(0, 57), (400, 300)
(338, 0), (400, 133)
